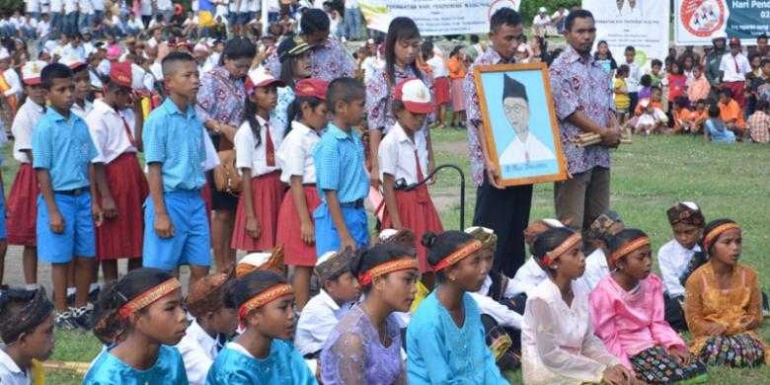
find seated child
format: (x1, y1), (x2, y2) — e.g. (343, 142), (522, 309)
(578, 210), (625, 291)
(672, 96), (693, 134)
(177, 273), (238, 385)
(688, 99), (709, 134)
(508, 219), (566, 298)
(747, 99), (770, 143)
(634, 98), (668, 135)
(659, 202), (706, 331)
(638, 74), (652, 100)
(85, 268), (188, 383)
(0, 288), (54, 384)
(521, 227), (634, 384)
(295, 249), (360, 359)
(717, 88), (747, 138)
(206, 270), (315, 384)
(685, 219), (770, 368)
(590, 229), (708, 383)
(704, 104), (736, 143)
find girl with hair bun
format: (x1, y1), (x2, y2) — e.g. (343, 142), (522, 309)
(84, 268), (188, 384)
(320, 243), (419, 384)
(406, 231), (507, 384)
(684, 219), (770, 368)
(589, 229), (708, 383)
(206, 270), (315, 384)
(520, 227), (634, 385)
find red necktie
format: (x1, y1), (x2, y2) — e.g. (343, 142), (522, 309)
(265, 121), (275, 167)
(734, 57), (740, 73)
(120, 113), (137, 147)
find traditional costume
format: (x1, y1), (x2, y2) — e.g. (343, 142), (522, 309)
(578, 211), (625, 291)
(86, 62), (149, 261)
(231, 70), (287, 252)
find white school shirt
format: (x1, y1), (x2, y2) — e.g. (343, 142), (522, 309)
(127, 18), (145, 31)
(361, 56), (384, 83)
(625, 61), (642, 93)
(533, 14), (551, 27)
(78, 0), (94, 14)
(378, 122), (427, 185)
(91, 0), (104, 11)
(176, 320), (223, 385)
(36, 19), (50, 37)
(237, 0), (249, 13)
(71, 100), (93, 119)
(156, 0), (172, 11)
(658, 240), (700, 298)
(249, 0), (261, 13)
(63, 0), (77, 14)
(234, 115), (284, 177)
(470, 275), (524, 329)
(60, 43), (86, 62)
(295, 290), (353, 356)
(0, 346), (30, 385)
(577, 248), (609, 292)
(141, 0), (152, 16)
(277, 121), (319, 184)
(86, 99), (138, 164)
(11, 100), (45, 164)
(26, 0), (42, 13)
(508, 257), (547, 298)
(521, 279), (620, 384)
(719, 52), (751, 82)
(426, 56), (448, 78)
(49, 0), (62, 12)
(9, 16), (22, 28)
(2, 69), (21, 98)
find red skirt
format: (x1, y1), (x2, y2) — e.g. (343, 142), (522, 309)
(6, 163), (39, 246)
(723, 81), (747, 109)
(231, 171), (285, 251)
(433, 77), (451, 106)
(201, 181), (213, 229)
(276, 185), (321, 267)
(381, 185), (443, 273)
(451, 78), (466, 112)
(96, 153), (149, 260)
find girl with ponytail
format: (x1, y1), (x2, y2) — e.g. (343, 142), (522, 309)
(84, 268), (188, 384)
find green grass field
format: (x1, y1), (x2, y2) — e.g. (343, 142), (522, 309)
(13, 130), (770, 384)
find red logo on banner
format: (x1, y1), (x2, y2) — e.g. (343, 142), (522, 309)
(681, 0), (726, 37)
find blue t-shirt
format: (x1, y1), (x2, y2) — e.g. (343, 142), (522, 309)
(83, 345), (188, 384)
(705, 118), (736, 143)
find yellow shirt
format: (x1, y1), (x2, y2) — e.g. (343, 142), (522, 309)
(614, 78), (630, 110)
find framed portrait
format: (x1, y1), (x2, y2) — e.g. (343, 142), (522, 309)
(473, 63), (568, 187)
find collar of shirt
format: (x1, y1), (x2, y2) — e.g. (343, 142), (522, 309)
(255, 114), (268, 127)
(92, 98), (118, 116)
(46, 106), (80, 124)
(327, 123), (355, 141)
(188, 320), (218, 356)
(561, 44), (595, 65)
(0, 346), (24, 376)
(318, 289), (341, 312)
(480, 48), (515, 65)
(161, 98), (195, 117)
(390, 122), (417, 148)
(290, 120), (317, 137)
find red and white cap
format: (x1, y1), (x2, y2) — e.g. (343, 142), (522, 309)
(244, 68), (285, 95)
(394, 78), (433, 114)
(21, 60), (46, 85)
(59, 57), (87, 71)
(295, 78), (328, 100)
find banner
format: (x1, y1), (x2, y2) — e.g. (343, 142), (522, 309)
(675, 0), (770, 46)
(359, 0), (520, 36)
(582, 0), (670, 68)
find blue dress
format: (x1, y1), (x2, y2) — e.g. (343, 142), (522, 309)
(406, 291), (508, 384)
(206, 340), (317, 385)
(83, 345), (189, 384)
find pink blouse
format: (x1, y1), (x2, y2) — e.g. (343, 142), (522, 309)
(589, 274), (686, 369)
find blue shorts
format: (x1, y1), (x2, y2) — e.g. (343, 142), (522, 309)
(37, 192), (96, 263)
(314, 203), (369, 256)
(143, 190), (210, 271)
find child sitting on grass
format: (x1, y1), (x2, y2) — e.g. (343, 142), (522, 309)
(704, 104), (736, 143)
(747, 99), (770, 143)
(634, 98), (668, 135)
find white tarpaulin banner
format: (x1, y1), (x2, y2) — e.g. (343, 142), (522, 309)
(582, 0), (670, 68)
(359, 0), (520, 36)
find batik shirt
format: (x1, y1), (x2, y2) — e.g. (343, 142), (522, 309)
(264, 38), (356, 82)
(195, 66), (247, 128)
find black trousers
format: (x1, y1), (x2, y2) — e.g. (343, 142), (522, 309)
(473, 175), (533, 277)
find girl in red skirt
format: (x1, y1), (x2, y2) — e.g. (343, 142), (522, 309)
(275, 78), (329, 310)
(379, 78), (443, 288)
(7, 60), (48, 288)
(86, 62), (149, 282)
(231, 70), (286, 253)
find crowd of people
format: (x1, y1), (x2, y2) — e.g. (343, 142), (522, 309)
(0, 3), (768, 385)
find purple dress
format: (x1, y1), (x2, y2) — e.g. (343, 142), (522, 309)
(320, 305), (406, 385)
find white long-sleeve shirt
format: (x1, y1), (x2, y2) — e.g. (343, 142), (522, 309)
(295, 290), (353, 356)
(470, 275), (524, 329)
(577, 249), (610, 292)
(719, 52), (751, 82)
(658, 240), (701, 298)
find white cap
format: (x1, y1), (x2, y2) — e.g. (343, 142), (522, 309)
(245, 68), (285, 93)
(539, 7), (547, 13)
(239, 252), (273, 269)
(21, 60), (46, 85)
(464, 226), (494, 235)
(316, 251), (337, 266)
(394, 78), (433, 114)
(682, 201), (700, 210)
(378, 229), (398, 242)
(542, 218), (565, 228)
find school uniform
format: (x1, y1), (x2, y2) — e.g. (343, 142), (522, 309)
(142, 98), (210, 271)
(86, 100), (148, 260)
(176, 320), (227, 385)
(7, 100), (45, 246)
(206, 341), (316, 384)
(0, 345), (31, 385)
(231, 115), (286, 252)
(295, 289), (354, 358)
(312, 123), (370, 256)
(378, 122), (442, 273)
(32, 108), (98, 263)
(70, 100), (93, 119)
(84, 345), (189, 384)
(275, 121), (321, 266)
(658, 239), (702, 331)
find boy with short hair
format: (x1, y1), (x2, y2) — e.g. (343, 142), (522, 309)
(624, 46), (642, 113)
(705, 103), (736, 143)
(295, 249), (360, 358)
(32, 63), (105, 329)
(717, 89), (746, 137)
(312, 77), (369, 255)
(142, 51), (210, 290)
(747, 99), (770, 143)
(0, 288), (55, 382)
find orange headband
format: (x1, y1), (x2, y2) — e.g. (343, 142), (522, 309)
(237, 284), (294, 322)
(541, 233), (582, 266)
(610, 237), (650, 266)
(434, 240), (483, 272)
(118, 278), (181, 319)
(358, 258), (419, 286)
(703, 223), (741, 250)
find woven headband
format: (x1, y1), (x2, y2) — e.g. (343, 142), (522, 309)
(118, 278), (181, 319)
(358, 258), (419, 286)
(541, 233), (582, 266)
(434, 240), (483, 272)
(703, 223), (741, 250)
(238, 284), (294, 323)
(610, 237), (650, 266)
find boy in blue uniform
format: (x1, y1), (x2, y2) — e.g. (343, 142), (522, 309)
(32, 63), (106, 329)
(313, 77), (369, 255)
(142, 51), (210, 290)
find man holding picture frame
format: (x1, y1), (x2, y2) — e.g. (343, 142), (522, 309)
(464, 8), (531, 277)
(549, 9), (621, 232)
